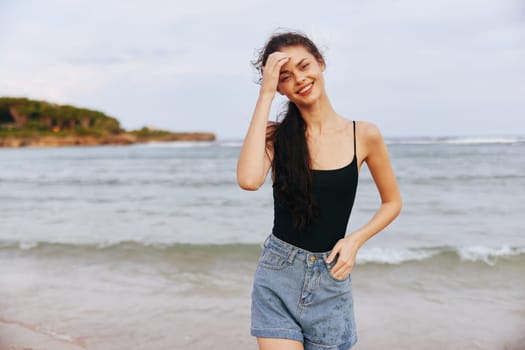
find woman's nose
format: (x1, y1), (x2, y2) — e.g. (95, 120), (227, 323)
(295, 74), (306, 84)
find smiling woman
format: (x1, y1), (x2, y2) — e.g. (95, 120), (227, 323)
(275, 47), (324, 100)
(237, 31), (402, 350)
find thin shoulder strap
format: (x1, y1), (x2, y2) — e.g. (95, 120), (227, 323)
(352, 120), (357, 159)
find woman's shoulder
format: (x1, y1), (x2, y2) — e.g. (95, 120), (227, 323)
(352, 119), (384, 144)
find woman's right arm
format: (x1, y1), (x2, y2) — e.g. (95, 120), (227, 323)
(236, 52), (289, 191)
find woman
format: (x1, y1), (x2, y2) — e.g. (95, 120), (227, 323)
(237, 31), (402, 350)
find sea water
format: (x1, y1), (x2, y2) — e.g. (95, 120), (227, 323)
(0, 137), (524, 349)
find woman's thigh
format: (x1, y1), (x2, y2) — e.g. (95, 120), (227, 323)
(257, 337), (304, 350)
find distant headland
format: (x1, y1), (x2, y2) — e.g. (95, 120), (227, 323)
(0, 97), (215, 147)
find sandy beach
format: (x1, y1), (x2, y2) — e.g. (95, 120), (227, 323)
(2, 258), (525, 350)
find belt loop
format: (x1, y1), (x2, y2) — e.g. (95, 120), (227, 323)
(262, 234), (271, 248)
(287, 249), (298, 264)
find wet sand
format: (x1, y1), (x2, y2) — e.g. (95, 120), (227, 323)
(0, 318), (86, 350)
(1, 255), (525, 350)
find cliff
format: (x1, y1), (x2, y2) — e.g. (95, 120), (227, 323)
(0, 97), (216, 147)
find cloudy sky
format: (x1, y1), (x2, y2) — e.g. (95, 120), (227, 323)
(1, 0), (524, 139)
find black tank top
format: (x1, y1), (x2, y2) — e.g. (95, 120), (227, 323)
(271, 120), (359, 252)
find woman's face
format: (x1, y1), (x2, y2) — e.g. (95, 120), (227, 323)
(276, 45), (326, 106)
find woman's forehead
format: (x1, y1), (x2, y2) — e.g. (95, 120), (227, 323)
(279, 46), (316, 72)
(279, 45), (312, 58)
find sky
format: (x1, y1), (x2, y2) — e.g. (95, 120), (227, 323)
(1, 0), (524, 139)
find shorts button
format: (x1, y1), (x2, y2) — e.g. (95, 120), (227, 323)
(309, 256), (316, 262)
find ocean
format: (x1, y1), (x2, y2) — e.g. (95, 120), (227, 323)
(1, 137), (524, 350)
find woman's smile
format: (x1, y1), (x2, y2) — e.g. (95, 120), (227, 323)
(297, 82), (314, 96)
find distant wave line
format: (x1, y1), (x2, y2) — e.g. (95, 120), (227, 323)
(1, 240), (524, 266)
(215, 137), (525, 147)
(386, 136), (525, 145)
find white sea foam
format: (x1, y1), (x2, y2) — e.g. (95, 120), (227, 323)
(356, 247), (441, 264)
(221, 137), (525, 146)
(4, 240), (525, 263)
(218, 137), (525, 147)
(137, 141), (215, 148)
(441, 137), (525, 144)
(458, 246), (525, 266)
(18, 241), (39, 250)
(34, 325), (79, 344)
(356, 246), (525, 265)
(218, 141), (243, 147)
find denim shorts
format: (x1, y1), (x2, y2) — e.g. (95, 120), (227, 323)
(251, 233), (358, 350)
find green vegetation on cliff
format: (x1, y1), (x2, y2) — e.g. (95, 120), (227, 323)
(0, 97), (216, 147)
(0, 97), (122, 137)
(129, 127), (172, 138)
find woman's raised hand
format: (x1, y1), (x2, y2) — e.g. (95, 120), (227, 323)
(260, 52), (290, 97)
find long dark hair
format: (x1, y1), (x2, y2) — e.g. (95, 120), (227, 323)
(253, 31), (325, 232)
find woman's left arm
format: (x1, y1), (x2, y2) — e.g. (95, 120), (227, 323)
(327, 122), (402, 279)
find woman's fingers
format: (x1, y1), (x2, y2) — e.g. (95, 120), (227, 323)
(326, 239), (356, 279)
(262, 56), (289, 81)
(265, 51), (289, 70)
(326, 242), (342, 264)
(330, 256), (353, 279)
(260, 52), (289, 95)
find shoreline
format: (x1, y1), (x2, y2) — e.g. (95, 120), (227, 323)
(0, 318), (86, 350)
(0, 132), (216, 148)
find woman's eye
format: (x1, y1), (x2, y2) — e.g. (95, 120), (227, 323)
(280, 76), (290, 82)
(302, 63), (309, 69)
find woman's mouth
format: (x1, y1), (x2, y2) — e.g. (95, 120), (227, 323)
(297, 83), (314, 96)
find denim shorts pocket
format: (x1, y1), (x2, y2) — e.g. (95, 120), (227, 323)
(327, 270), (350, 283)
(258, 247), (289, 270)
(325, 259), (350, 283)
